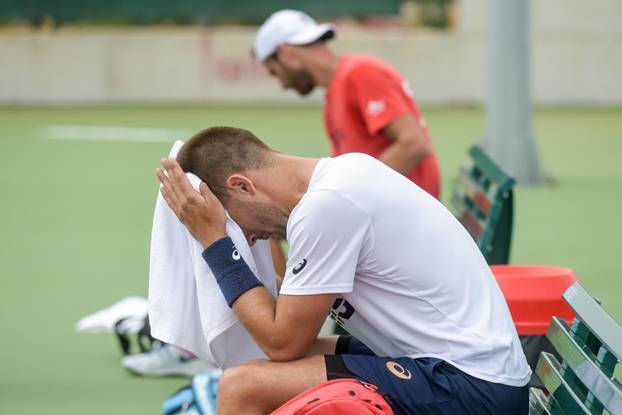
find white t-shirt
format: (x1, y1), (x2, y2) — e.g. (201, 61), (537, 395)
(280, 154), (531, 387)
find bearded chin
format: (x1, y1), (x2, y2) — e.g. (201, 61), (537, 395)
(297, 84), (315, 96)
(293, 72), (315, 96)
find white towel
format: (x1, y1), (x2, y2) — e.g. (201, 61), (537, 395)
(148, 141), (278, 369)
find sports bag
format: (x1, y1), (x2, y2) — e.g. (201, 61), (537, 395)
(161, 370), (221, 415)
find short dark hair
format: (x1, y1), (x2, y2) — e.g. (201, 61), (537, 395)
(177, 127), (273, 202)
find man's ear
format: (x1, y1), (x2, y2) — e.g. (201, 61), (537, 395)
(276, 44), (297, 66)
(225, 174), (257, 195)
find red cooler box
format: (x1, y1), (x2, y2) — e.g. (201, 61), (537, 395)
(491, 265), (578, 335)
(491, 265), (578, 388)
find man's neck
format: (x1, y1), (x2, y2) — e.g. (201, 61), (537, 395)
(259, 155), (321, 212)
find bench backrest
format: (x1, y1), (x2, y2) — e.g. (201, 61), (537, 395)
(451, 145), (515, 264)
(532, 282), (622, 415)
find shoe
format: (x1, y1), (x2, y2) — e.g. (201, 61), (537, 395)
(122, 343), (217, 377)
(75, 296), (147, 333)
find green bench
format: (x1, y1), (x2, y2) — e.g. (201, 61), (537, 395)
(452, 145), (515, 264)
(530, 282), (622, 415)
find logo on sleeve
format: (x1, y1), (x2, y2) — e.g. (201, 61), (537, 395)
(231, 247), (241, 261)
(366, 100), (386, 116)
(292, 258), (307, 275)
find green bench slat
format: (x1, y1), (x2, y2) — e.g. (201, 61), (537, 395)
(536, 352), (592, 415)
(546, 317), (622, 414)
(462, 211), (484, 241)
(563, 283), (622, 362)
(531, 283), (622, 415)
(456, 167), (493, 217)
(529, 387), (555, 415)
(451, 188), (485, 238)
(451, 145), (515, 265)
(469, 146), (515, 192)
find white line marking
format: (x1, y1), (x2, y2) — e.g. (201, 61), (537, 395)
(44, 125), (193, 143)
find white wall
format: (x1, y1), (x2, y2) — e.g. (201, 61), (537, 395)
(1, 0), (620, 105)
(458, 0), (622, 105)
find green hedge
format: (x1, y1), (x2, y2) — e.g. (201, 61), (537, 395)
(1, 0), (401, 24)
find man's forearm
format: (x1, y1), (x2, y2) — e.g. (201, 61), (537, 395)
(201, 237), (291, 355)
(202, 237), (333, 361)
(232, 287), (295, 358)
(232, 288), (335, 362)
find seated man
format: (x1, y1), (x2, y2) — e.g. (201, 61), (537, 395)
(156, 127), (531, 415)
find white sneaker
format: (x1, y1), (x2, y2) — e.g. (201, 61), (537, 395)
(75, 296), (147, 333)
(122, 343), (217, 377)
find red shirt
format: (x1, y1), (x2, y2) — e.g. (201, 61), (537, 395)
(324, 54), (441, 199)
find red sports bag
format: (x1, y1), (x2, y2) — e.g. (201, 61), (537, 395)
(271, 379), (394, 415)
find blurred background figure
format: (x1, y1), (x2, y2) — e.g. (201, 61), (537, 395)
(254, 10), (441, 198)
(1, 1), (621, 414)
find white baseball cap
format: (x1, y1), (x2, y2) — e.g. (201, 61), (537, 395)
(254, 10), (335, 62)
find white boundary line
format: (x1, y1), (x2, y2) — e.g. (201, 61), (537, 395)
(44, 124), (193, 143)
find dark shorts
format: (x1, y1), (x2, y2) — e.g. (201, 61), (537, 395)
(324, 336), (528, 415)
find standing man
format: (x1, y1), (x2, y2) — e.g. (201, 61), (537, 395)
(253, 10), (441, 199)
(156, 126), (530, 414)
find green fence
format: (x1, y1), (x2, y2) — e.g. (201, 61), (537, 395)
(0, 0), (401, 24)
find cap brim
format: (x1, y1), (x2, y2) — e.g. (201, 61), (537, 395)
(287, 23), (335, 46)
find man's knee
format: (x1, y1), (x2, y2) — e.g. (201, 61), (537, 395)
(218, 360), (265, 399)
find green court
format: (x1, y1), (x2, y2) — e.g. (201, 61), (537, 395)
(0, 105), (620, 414)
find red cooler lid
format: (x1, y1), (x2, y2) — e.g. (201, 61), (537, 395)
(491, 265), (578, 335)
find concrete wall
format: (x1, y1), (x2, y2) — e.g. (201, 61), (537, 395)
(1, 0), (621, 105)
(458, 0), (622, 105)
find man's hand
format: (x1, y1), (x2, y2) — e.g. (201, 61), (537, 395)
(156, 158), (227, 248)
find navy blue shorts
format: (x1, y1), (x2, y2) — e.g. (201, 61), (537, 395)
(324, 336), (528, 415)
